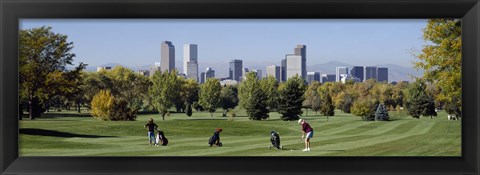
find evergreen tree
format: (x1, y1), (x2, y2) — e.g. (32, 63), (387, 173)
(244, 87), (269, 120)
(404, 80), (436, 119)
(375, 104), (389, 121)
(277, 75), (306, 121)
(186, 103), (193, 117)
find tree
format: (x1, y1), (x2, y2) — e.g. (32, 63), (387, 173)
(415, 19), (461, 117)
(244, 86), (269, 120)
(199, 78), (222, 117)
(375, 104), (389, 121)
(238, 72), (258, 110)
(91, 90), (115, 121)
(335, 91), (354, 113)
(106, 66), (150, 115)
(19, 26), (85, 119)
(219, 85), (239, 116)
(185, 103), (193, 117)
(259, 76), (279, 110)
(404, 80), (437, 119)
(150, 70), (180, 120)
(277, 75), (306, 121)
(318, 85), (335, 120)
(351, 96), (379, 121)
(303, 81), (320, 116)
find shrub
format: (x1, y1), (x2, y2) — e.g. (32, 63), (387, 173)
(91, 90), (136, 121)
(109, 98), (136, 121)
(227, 109), (236, 121)
(91, 90), (115, 121)
(351, 96), (379, 121)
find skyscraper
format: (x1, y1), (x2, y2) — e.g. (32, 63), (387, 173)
(306, 72), (321, 83)
(161, 41), (175, 73)
(364, 66), (377, 82)
(377, 67), (388, 82)
(280, 59), (287, 82)
(286, 54), (302, 80)
(321, 74), (336, 83)
(200, 72), (206, 84)
(351, 66), (364, 82)
(336, 67), (349, 82)
(205, 67), (215, 80)
(183, 44), (198, 81)
(251, 69), (262, 79)
(149, 62), (161, 77)
(294, 45), (307, 79)
(266, 65), (280, 81)
(229, 59), (243, 81)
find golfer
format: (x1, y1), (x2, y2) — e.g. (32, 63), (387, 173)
(144, 118), (158, 146)
(298, 119), (313, 152)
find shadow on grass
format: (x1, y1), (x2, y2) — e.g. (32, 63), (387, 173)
(19, 128), (117, 138)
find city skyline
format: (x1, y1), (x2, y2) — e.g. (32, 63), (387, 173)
(20, 19), (428, 69)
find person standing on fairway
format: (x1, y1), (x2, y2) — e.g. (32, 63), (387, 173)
(144, 118), (158, 146)
(298, 119), (313, 151)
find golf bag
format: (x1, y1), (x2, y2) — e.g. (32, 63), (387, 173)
(269, 131), (282, 149)
(208, 131), (222, 147)
(156, 130), (168, 146)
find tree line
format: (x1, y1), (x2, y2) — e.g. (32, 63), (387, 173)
(19, 19), (461, 121)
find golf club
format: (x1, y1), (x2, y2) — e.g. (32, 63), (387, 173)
(290, 137), (303, 151)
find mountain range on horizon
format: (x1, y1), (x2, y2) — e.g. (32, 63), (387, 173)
(80, 61), (423, 83)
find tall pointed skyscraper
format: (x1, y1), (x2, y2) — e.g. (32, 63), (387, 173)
(161, 41), (175, 73)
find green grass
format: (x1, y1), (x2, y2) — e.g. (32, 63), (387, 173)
(19, 109), (461, 156)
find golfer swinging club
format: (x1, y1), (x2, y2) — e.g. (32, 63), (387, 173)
(298, 119), (314, 152)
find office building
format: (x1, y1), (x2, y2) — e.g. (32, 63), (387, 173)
(138, 70), (150, 77)
(266, 65), (281, 81)
(183, 44), (198, 81)
(186, 61), (198, 81)
(96, 66), (112, 72)
(220, 79), (238, 86)
(294, 45), (307, 79)
(161, 41), (175, 73)
(336, 67), (349, 82)
(280, 59), (287, 82)
(286, 54), (302, 80)
(306, 72), (321, 84)
(251, 69), (262, 79)
(200, 72), (206, 84)
(364, 66), (377, 82)
(377, 67), (388, 82)
(229, 59), (243, 81)
(340, 74), (361, 84)
(351, 66), (365, 82)
(149, 62), (161, 77)
(321, 74), (336, 83)
(205, 67), (215, 81)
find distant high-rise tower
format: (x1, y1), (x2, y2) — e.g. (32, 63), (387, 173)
(351, 66), (364, 82)
(229, 59), (243, 81)
(280, 59), (287, 82)
(184, 44), (198, 81)
(266, 65), (280, 81)
(306, 72), (321, 84)
(364, 66), (377, 82)
(286, 54), (302, 80)
(294, 45), (307, 79)
(251, 69), (262, 79)
(161, 41), (175, 73)
(377, 67), (388, 82)
(205, 67), (215, 81)
(336, 67), (349, 82)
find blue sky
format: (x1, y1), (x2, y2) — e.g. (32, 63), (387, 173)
(20, 19), (427, 68)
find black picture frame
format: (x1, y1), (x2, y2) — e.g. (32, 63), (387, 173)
(1, 0), (479, 174)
